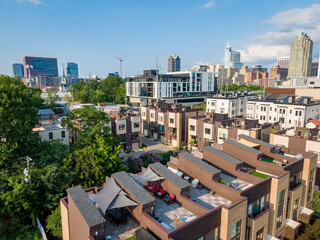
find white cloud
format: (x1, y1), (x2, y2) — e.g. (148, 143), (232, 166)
(202, 0), (216, 9)
(237, 4), (320, 65)
(16, 0), (42, 5)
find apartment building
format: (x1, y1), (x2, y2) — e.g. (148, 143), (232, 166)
(33, 109), (69, 145)
(60, 134), (316, 240)
(246, 94), (320, 129)
(188, 112), (280, 151)
(206, 91), (257, 118)
(126, 70), (216, 106)
(141, 102), (205, 148)
(109, 109), (142, 152)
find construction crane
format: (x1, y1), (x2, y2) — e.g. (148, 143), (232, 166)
(116, 57), (123, 78)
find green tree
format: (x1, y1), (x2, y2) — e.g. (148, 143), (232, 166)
(62, 106), (122, 188)
(46, 206), (62, 238)
(0, 76), (41, 176)
(46, 92), (59, 110)
(313, 191), (320, 213)
(297, 219), (320, 240)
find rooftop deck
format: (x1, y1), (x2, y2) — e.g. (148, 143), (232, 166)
(220, 173), (252, 191)
(153, 198), (196, 230)
(104, 217), (140, 240)
(189, 188), (231, 210)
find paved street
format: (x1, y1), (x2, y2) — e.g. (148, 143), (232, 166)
(119, 136), (173, 159)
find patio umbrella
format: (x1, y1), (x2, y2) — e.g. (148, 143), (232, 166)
(108, 190), (139, 209)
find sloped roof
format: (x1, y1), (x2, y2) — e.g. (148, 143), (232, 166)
(224, 139), (262, 155)
(67, 186), (104, 228)
(150, 162), (190, 189)
(204, 146), (242, 165)
(238, 134), (275, 149)
(179, 152), (220, 175)
(112, 171), (154, 205)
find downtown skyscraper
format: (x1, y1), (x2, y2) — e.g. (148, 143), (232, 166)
(288, 32), (313, 78)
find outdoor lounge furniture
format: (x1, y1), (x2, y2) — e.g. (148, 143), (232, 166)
(164, 193), (175, 204)
(156, 188), (166, 198)
(145, 181), (161, 195)
(175, 214), (197, 226)
(191, 179), (199, 188)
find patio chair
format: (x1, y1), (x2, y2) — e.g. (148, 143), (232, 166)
(164, 193), (175, 204)
(144, 181), (160, 195)
(191, 179), (199, 188)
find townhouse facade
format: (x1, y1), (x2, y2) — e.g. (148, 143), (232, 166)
(60, 134), (316, 240)
(188, 113), (280, 151)
(141, 102), (205, 148)
(206, 92), (257, 118)
(246, 95), (320, 129)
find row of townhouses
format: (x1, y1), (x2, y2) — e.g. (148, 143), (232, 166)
(206, 93), (320, 129)
(60, 135), (317, 240)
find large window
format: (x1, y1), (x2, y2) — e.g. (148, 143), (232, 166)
(231, 220), (241, 240)
(119, 124), (125, 130)
(219, 133), (226, 139)
(256, 227), (264, 240)
(276, 211), (283, 229)
(190, 125), (195, 131)
(293, 198), (299, 220)
(150, 113), (154, 118)
(170, 118), (174, 124)
(279, 190), (285, 204)
(49, 132), (53, 140)
(205, 128), (211, 134)
(158, 116), (163, 122)
(142, 112), (146, 117)
(61, 130), (65, 138)
(134, 122), (139, 128)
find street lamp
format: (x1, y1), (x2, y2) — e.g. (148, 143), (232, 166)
(23, 156), (35, 225)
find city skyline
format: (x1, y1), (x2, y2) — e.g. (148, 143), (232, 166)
(1, 0), (320, 78)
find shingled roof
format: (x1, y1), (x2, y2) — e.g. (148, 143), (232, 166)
(204, 146), (243, 165)
(67, 186), (104, 228)
(179, 152), (220, 175)
(238, 134), (275, 149)
(224, 139), (263, 155)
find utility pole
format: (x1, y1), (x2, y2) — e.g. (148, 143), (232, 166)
(116, 57), (123, 78)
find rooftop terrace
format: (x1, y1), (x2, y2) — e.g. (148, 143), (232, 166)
(189, 188), (231, 210)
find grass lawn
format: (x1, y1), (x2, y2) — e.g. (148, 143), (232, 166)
(262, 158), (276, 164)
(250, 171), (270, 179)
(193, 102), (206, 111)
(126, 236), (135, 240)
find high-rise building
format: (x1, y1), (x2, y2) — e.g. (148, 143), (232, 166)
(12, 63), (24, 78)
(224, 42), (243, 70)
(168, 55), (181, 72)
(270, 65), (288, 80)
(23, 56), (58, 77)
(288, 33), (313, 78)
(277, 56), (290, 69)
(311, 62), (319, 77)
(63, 62), (79, 78)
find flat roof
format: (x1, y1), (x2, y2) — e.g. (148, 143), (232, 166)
(67, 186), (104, 228)
(204, 146), (243, 165)
(238, 134), (275, 149)
(224, 139), (263, 155)
(112, 171), (154, 205)
(179, 152), (220, 175)
(150, 162), (190, 189)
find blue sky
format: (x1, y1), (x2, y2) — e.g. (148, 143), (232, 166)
(1, 0), (319, 78)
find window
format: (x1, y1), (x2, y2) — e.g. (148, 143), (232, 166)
(279, 190), (285, 204)
(142, 112), (146, 117)
(205, 128), (211, 134)
(231, 220), (241, 240)
(61, 131), (65, 138)
(49, 132), (53, 140)
(134, 122), (139, 128)
(256, 227), (264, 240)
(276, 211), (283, 229)
(119, 124), (125, 130)
(190, 125), (195, 131)
(151, 113), (154, 118)
(292, 198), (299, 220)
(170, 118), (174, 124)
(158, 116), (163, 122)
(219, 133), (226, 139)
(290, 110), (292, 114)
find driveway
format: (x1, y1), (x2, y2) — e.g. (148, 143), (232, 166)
(119, 136), (173, 159)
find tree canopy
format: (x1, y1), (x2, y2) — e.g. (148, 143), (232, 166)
(69, 76), (126, 104)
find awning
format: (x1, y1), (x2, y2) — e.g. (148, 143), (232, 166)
(129, 166), (164, 186)
(237, 138), (260, 148)
(285, 218), (301, 229)
(300, 207), (315, 216)
(92, 178), (139, 214)
(267, 235), (280, 240)
(108, 191), (139, 209)
(92, 178), (121, 214)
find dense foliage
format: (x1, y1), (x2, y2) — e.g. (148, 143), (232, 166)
(0, 76), (122, 238)
(69, 76), (126, 104)
(297, 218), (320, 240)
(219, 84), (263, 92)
(313, 191), (320, 213)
